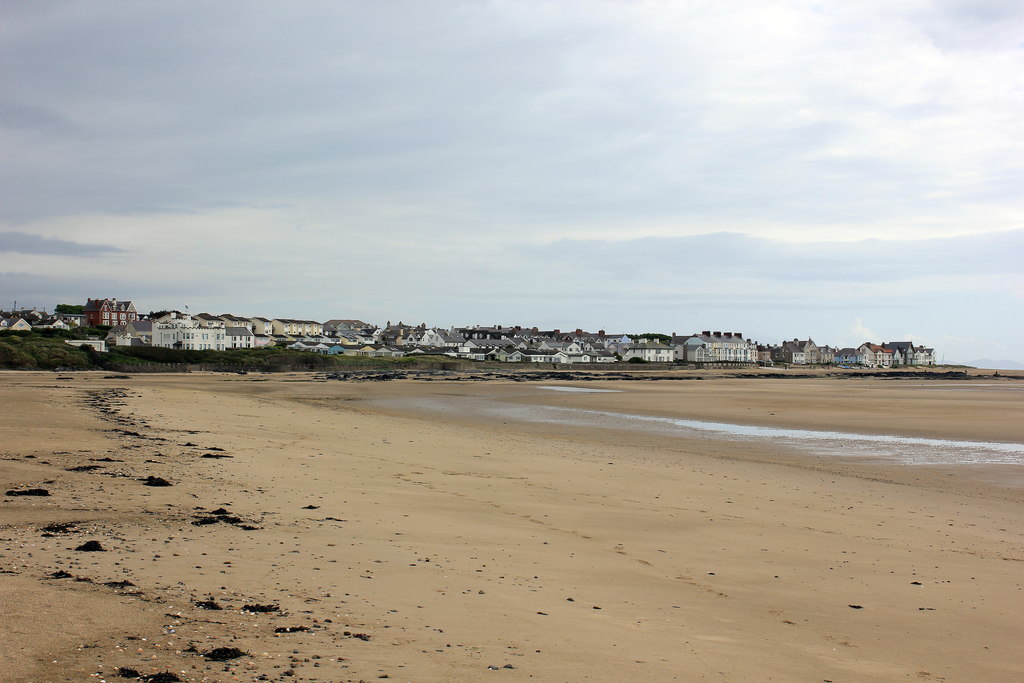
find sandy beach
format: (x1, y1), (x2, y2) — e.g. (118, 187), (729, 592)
(1, 370), (1023, 682)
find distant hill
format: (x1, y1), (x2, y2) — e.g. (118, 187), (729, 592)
(964, 358), (1024, 370)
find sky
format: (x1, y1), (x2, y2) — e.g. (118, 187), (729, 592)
(1, 1), (1022, 364)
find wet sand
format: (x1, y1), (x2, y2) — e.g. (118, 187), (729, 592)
(1, 371), (1023, 682)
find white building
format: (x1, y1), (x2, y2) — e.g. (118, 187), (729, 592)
(65, 339), (107, 353)
(225, 326), (255, 349)
(621, 342), (676, 363)
(106, 320), (154, 347)
(152, 313), (226, 351)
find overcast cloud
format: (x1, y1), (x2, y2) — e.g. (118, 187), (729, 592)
(1, 1), (1021, 363)
(0, 230), (123, 256)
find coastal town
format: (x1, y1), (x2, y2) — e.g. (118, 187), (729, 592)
(1, 296), (937, 368)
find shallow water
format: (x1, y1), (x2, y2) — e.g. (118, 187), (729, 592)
(590, 409), (1024, 466)
(536, 385), (621, 393)
(377, 390), (1024, 467)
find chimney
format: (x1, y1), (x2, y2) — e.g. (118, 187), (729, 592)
(702, 330), (711, 336)
(713, 331), (721, 337)
(554, 329), (560, 335)
(598, 329), (605, 336)
(725, 332), (732, 338)
(735, 332), (742, 338)
(575, 328), (583, 336)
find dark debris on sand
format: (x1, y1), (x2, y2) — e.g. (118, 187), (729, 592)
(115, 669), (181, 682)
(6, 488), (50, 496)
(190, 506), (253, 528)
(343, 631), (371, 641)
(202, 647), (249, 661)
(242, 603), (280, 613)
(74, 540), (106, 552)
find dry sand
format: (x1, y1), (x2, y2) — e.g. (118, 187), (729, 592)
(1, 370), (1022, 682)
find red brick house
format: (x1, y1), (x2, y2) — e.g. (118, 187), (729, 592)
(84, 298), (139, 327)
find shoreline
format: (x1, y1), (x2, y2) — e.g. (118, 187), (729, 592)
(332, 376), (1024, 494)
(1, 372), (1022, 681)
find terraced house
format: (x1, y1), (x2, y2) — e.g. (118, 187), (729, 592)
(675, 331), (757, 364)
(272, 318), (323, 337)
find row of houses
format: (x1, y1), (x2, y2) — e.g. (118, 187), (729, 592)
(0, 307), (83, 331)
(0, 298), (144, 329)
(259, 321), (936, 368)
(2, 299), (937, 367)
(105, 312), (378, 352)
(766, 338), (936, 367)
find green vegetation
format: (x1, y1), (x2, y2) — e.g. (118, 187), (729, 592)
(104, 345), (424, 370)
(55, 304), (85, 314)
(0, 331), (95, 369)
(629, 333), (672, 344)
(0, 330), (446, 371)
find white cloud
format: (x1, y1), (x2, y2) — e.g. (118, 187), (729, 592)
(848, 319), (878, 346)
